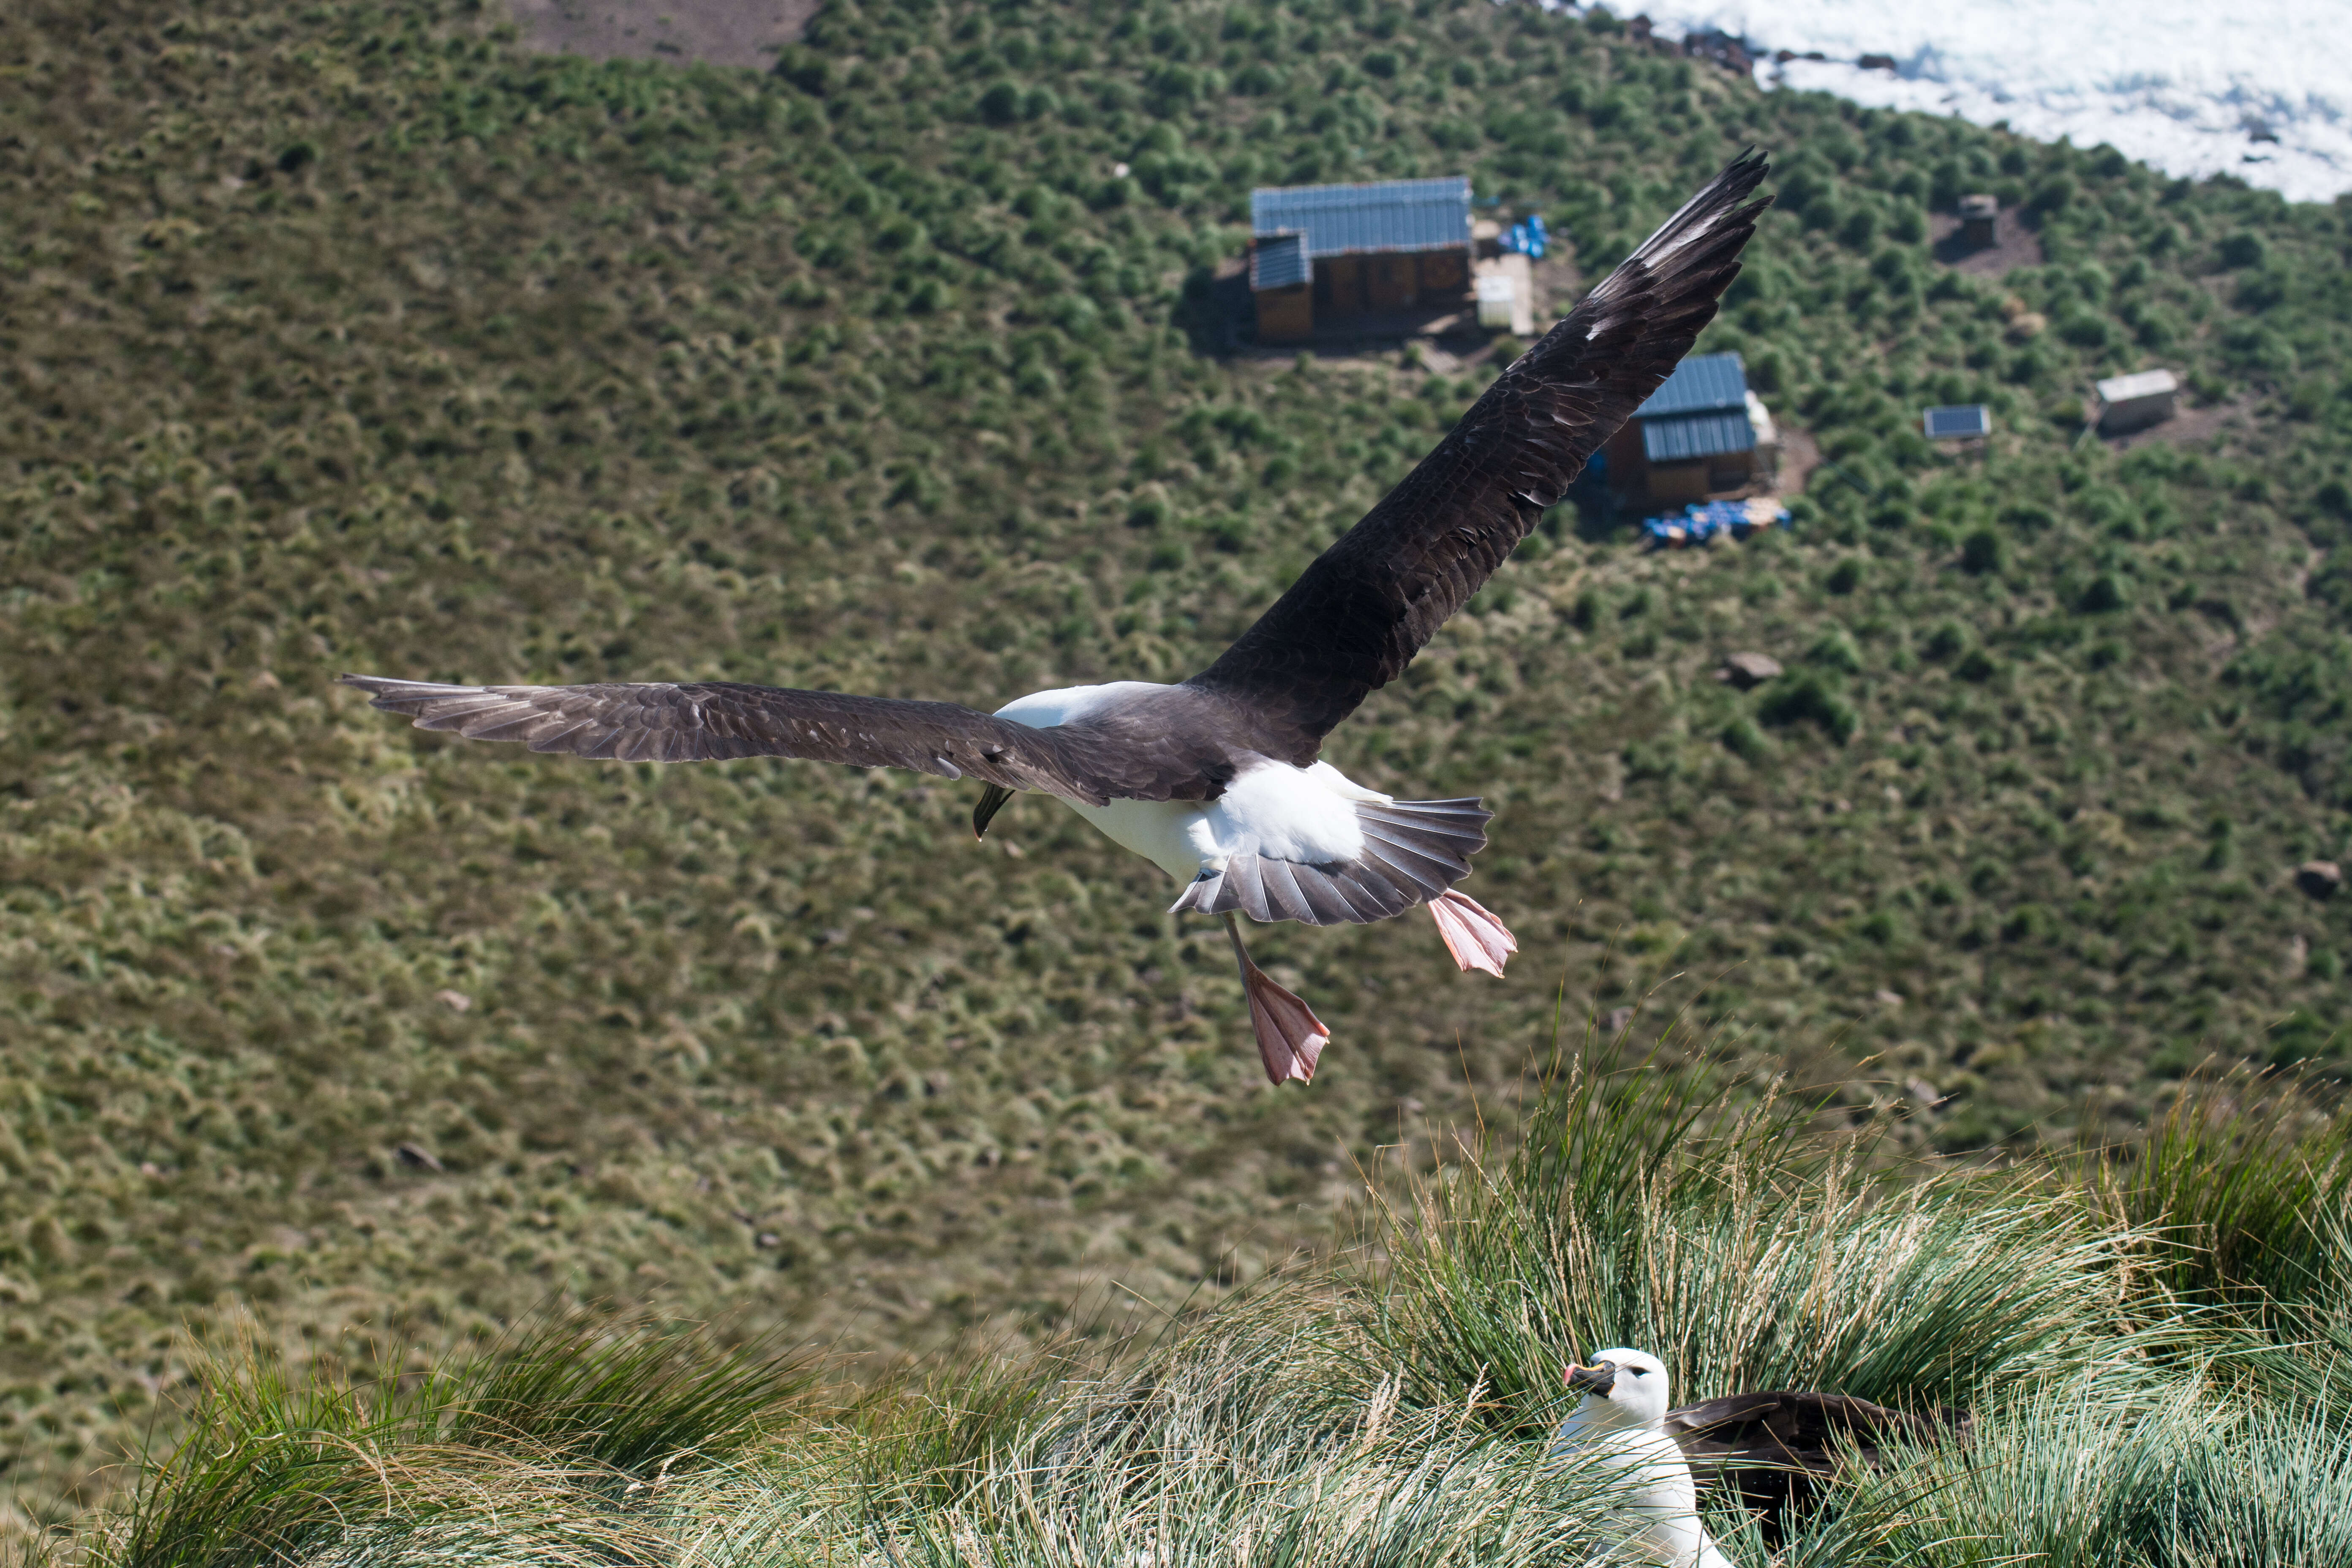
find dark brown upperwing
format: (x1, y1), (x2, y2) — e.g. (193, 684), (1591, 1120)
(1186, 151), (1771, 761)
(337, 676), (1228, 806)
(1666, 1390), (1969, 1548)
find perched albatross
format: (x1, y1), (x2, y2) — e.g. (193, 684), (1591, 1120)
(1552, 1349), (1973, 1554)
(1552, 1348), (1741, 1568)
(340, 152), (1771, 1086)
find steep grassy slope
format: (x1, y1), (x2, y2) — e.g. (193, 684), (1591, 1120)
(89, 1074), (2352, 1567)
(2, 0), (2349, 1530)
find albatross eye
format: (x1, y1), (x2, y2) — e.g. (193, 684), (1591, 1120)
(1629, 1368), (1647, 1376)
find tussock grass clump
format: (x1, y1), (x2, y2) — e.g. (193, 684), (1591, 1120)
(95, 1311), (813, 1568)
(90, 1054), (2350, 1565)
(2089, 1085), (2352, 1315)
(1854, 1387), (2352, 1568)
(1363, 1050), (2169, 1431)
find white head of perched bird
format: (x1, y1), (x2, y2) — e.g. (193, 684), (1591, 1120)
(1551, 1347), (1740, 1568)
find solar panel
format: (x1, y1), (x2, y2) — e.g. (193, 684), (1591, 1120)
(1922, 404), (1992, 439)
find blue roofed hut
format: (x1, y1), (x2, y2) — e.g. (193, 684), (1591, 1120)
(1248, 176), (1473, 342)
(1600, 351), (1779, 503)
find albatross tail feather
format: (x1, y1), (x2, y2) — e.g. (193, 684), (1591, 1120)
(1168, 796), (1495, 928)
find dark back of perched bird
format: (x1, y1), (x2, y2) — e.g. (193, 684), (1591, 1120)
(1665, 1391), (1969, 1547)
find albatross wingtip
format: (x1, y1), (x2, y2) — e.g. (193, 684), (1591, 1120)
(1713, 144), (1772, 195)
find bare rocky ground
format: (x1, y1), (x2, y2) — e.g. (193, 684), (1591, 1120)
(1929, 208), (2047, 278)
(506, 0), (815, 69)
(2103, 394), (2258, 452)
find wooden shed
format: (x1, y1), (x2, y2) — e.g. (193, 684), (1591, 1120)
(1958, 193), (1999, 250)
(1600, 351), (1777, 503)
(1249, 232), (1312, 343)
(1247, 177), (1472, 343)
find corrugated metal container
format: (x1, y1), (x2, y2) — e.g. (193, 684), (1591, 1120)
(1250, 177), (1471, 257)
(2096, 368), (2177, 404)
(1642, 410), (1756, 463)
(1475, 273), (1517, 329)
(2096, 368), (2178, 434)
(1250, 231), (1310, 292)
(1633, 352), (1749, 418)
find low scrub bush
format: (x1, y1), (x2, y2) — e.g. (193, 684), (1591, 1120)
(1759, 671), (1861, 743)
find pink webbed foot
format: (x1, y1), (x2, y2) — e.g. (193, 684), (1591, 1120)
(1243, 965), (1330, 1085)
(1223, 914), (1331, 1085)
(1429, 889), (1517, 977)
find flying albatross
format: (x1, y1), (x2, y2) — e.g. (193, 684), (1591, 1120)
(341, 152), (1771, 1086)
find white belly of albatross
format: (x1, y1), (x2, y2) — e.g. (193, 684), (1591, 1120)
(994, 682), (1388, 882)
(1552, 1348), (1742, 1568)
(1078, 762), (1386, 882)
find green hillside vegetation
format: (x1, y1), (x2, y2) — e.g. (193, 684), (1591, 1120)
(91, 1063), (2352, 1566)
(4, 0), (2351, 1533)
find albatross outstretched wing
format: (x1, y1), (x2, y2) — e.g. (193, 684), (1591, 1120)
(337, 676), (1226, 806)
(1186, 151), (1772, 761)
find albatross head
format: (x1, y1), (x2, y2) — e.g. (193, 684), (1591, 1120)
(1565, 1346), (1673, 1429)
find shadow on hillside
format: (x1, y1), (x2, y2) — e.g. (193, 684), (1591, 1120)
(1175, 265), (1255, 357)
